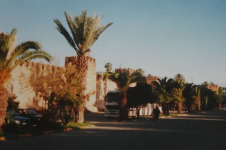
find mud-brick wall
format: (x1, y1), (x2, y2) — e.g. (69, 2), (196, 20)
(65, 56), (97, 112)
(96, 74), (118, 101)
(85, 57), (97, 111)
(7, 62), (58, 112)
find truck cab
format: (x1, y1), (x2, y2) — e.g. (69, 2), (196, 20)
(104, 91), (120, 117)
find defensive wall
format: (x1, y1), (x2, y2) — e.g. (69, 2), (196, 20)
(6, 55), (159, 113)
(206, 85), (219, 94)
(2, 31), (159, 113)
(7, 56), (98, 112)
(7, 61), (63, 112)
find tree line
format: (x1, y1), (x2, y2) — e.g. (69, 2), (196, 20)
(104, 63), (225, 118)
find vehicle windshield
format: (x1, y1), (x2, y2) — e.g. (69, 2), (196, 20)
(27, 109), (38, 115)
(106, 93), (119, 102)
(7, 111), (19, 116)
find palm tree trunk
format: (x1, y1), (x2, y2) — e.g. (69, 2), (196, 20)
(0, 86), (9, 129)
(75, 55), (88, 123)
(177, 102), (182, 114)
(77, 105), (84, 123)
(119, 92), (128, 119)
(162, 103), (169, 115)
(197, 99), (201, 111)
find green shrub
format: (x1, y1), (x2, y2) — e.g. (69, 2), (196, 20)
(65, 121), (93, 128)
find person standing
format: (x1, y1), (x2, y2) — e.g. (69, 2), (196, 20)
(153, 106), (160, 120)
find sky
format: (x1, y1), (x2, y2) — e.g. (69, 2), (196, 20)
(1, 0), (226, 86)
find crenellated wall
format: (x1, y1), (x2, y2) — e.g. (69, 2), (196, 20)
(96, 74), (118, 101)
(7, 55), (159, 113)
(7, 61), (64, 112)
(206, 85), (219, 94)
(146, 76), (159, 85)
(7, 56), (97, 112)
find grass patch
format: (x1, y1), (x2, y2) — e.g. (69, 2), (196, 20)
(65, 121), (93, 128)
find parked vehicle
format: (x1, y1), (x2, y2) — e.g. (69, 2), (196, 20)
(104, 91), (137, 118)
(104, 91), (120, 117)
(17, 109), (43, 126)
(6, 110), (31, 127)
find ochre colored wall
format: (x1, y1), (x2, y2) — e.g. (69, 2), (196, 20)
(206, 85), (219, 94)
(96, 74), (118, 101)
(6, 55), (159, 113)
(6, 62), (55, 112)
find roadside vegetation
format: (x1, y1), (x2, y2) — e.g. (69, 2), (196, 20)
(103, 64), (225, 118)
(0, 9), (225, 137)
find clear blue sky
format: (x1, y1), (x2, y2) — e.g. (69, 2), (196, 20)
(1, 0), (226, 86)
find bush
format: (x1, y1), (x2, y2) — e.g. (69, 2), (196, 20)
(65, 121), (93, 128)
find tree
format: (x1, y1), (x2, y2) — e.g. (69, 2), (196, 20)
(104, 62), (112, 72)
(202, 81), (209, 87)
(183, 83), (194, 113)
(127, 83), (156, 118)
(171, 87), (185, 114)
(0, 29), (51, 129)
(103, 69), (145, 119)
(174, 73), (186, 85)
(192, 86), (201, 111)
(216, 87), (224, 108)
(136, 68), (144, 75)
(147, 74), (152, 78)
(19, 63), (87, 124)
(152, 77), (175, 115)
(54, 10), (112, 122)
(173, 74), (186, 114)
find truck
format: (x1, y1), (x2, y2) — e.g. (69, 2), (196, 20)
(104, 90), (120, 117)
(104, 90), (137, 117)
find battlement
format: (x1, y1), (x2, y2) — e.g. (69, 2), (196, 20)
(206, 85), (218, 94)
(17, 61), (64, 72)
(65, 56), (96, 67)
(146, 76), (159, 85)
(146, 76), (159, 80)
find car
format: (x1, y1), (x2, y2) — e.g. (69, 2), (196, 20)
(17, 109), (43, 126)
(6, 110), (31, 127)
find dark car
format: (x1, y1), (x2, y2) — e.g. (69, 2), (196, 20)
(6, 110), (31, 127)
(17, 109), (43, 126)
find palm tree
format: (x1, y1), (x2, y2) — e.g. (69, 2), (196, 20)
(183, 83), (194, 113)
(103, 69), (145, 119)
(152, 77), (175, 115)
(54, 10), (112, 122)
(171, 87), (185, 114)
(0, 29), (52, 128)
(174, 73), (186, 85)
(216, 87), (224, 108)
(104, 62), (112, 72)
(193, 86), (201, 111)
(173, 74), (186, 114)
(202, 81), (209, 87)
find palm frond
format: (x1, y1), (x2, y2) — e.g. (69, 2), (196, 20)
(74, 10), (87, 52)
(5, 41), (42, 69)
(92, 23), (112, 46)
(54, 19), (78, 53)
(55, 10), (112, 56)
(64, 12), (80, 50)
(9, 50), (51, 70)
